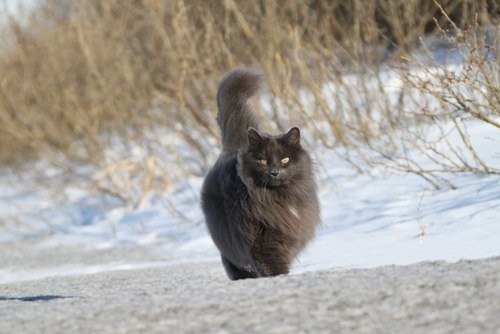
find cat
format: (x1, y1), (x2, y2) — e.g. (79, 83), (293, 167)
(201, 68), (320, 280)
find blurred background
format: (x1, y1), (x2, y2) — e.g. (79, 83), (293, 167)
(0, 1), (498, 271)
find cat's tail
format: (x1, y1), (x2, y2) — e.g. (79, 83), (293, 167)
(216, 67), (264, 153)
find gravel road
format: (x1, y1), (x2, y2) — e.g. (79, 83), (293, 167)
(1, 256), (500, 333)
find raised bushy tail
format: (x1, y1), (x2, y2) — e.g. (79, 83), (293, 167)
(216, 68), (264, 153)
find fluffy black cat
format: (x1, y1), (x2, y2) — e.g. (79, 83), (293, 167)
(201, 68), (320, 280)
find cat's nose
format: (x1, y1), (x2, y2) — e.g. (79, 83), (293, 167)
(269, 169), (280, 177)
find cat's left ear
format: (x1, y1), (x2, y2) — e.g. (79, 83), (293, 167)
(284, 127), (300, 146)
(248, 127), (263, 147)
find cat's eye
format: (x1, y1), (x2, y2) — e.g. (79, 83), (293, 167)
(281, 157), (290, 164)
(258, 159), (267, 166)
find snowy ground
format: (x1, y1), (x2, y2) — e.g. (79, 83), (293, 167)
(0, 116), (498, 284)
(2, 256), (500, 333)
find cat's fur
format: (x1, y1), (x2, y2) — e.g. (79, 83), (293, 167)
(201, 68), (320, 280)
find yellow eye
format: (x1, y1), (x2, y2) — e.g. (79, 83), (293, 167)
(281, 157), (290, 164)
(258, 159), (267, 166)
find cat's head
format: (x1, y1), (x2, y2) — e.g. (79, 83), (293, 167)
(238, 127), (310, 189)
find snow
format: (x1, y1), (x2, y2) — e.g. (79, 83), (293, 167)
(1, 65), (499, 284)
(298, 166), (500, 273)
(295, 118), (500, 272)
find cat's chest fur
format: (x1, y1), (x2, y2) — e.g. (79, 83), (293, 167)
(239, 184), (315, 239)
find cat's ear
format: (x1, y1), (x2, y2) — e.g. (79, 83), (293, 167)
(284, 127), (300, 146)
(248, 127), (263, 147)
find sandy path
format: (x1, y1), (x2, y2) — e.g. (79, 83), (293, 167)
(1, 256), (499, 333)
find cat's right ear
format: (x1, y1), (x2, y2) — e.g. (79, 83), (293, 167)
(248, 127), (263, 147)
(284, 127), (300, 146)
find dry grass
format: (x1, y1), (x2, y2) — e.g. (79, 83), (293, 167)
(0, 0), (498, 204)
(349, 3), (500, 188)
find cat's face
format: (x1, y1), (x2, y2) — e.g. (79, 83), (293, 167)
(238, 127), (308, 188)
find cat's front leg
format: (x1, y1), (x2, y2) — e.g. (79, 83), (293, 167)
(221, 255), (258, 280)
(251, 228), (293, 277)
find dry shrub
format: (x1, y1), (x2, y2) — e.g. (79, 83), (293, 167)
(349, 5), (499, 189)
(0, 0), (498, 205)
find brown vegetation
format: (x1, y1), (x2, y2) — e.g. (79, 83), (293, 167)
(0, 0), (498, 203)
